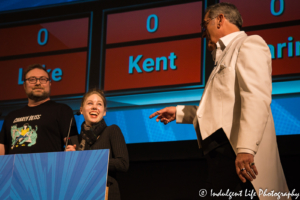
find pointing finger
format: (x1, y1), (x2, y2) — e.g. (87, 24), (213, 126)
(149, 111), (161, 119)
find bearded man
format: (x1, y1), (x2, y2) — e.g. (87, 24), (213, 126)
(0, 64), (78, 155)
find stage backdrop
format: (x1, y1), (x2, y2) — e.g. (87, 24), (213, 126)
(0, 0), (299, 144)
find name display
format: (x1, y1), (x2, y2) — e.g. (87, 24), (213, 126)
(103, 1), (203, 92)
(0, 17), (90, 101)
(222, 0), (300, 81)
(220, 0), (300, 27)
(0, 52), (87, 101)
(104, 38), (201, 91)
(247, 25), (300, 77)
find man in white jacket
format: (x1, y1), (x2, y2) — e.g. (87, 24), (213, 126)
(150, 2), (289, 199)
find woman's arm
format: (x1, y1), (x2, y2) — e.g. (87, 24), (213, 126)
(108, 125), (129, 172)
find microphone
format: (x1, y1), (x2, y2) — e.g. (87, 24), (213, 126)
(64, 118), (73, 151)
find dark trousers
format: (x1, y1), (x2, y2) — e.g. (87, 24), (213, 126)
(201, 129), (259, 200)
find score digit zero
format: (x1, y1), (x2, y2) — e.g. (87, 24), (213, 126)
(128, 15), (177, 74)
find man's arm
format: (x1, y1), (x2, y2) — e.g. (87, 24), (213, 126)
(149, 105), (199, 124)
(0, 144), (5, 155)
(236, 35), (272, 153)
(176, 105), (198, 124)
(235, 35), (272, 182)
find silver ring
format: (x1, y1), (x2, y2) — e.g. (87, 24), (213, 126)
(240, 168), (246, 172)
(250, 162), (255, 166)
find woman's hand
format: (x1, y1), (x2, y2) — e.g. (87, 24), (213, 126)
(66, 145), (76, 151)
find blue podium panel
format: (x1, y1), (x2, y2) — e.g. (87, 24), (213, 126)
(0, 150), (109, 200)
(0, 155), (14, 199)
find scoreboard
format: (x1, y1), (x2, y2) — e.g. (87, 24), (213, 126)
(0, 15), (92, 101)
(221, 0), (300, 27)
(102, 1), (204, 94)
(222, 0), (300, 82)
(1, 0), (299, 104)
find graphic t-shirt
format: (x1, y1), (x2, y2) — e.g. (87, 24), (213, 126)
(0, 100), (78, 154)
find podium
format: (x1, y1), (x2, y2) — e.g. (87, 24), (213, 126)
(0, 150), (109, 200)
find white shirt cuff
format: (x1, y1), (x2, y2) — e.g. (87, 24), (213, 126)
(237, 148), (255, 156)
(176, 105), (185, 123)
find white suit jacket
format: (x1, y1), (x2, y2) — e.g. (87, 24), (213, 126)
(176, 32), (289, 199)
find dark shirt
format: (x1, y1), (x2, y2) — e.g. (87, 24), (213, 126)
(0, 100), (78, 154)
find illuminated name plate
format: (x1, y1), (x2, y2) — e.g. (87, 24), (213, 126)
(220, 0), (300, 27)
(106, 1), (202, 44)
(247, 25), (300, 77)
(0, 18), (89, 57)
(104, 38), (202, 91)
(0, 52), (87, 101)
(103, 1), (204, 94)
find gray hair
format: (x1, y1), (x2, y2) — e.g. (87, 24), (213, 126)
(205, 2), (243, 30)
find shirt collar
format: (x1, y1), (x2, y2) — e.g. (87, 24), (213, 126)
(217, 31), (243, 51)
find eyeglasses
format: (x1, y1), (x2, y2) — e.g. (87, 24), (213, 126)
(25, 76), (50, 84)
(200, 16), (217, 36)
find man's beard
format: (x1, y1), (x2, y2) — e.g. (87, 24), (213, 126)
(26, 88), (50, 102)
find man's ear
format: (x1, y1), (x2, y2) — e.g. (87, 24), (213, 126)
(217, 14), (225, 28)
(80, 107), (83, 115)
